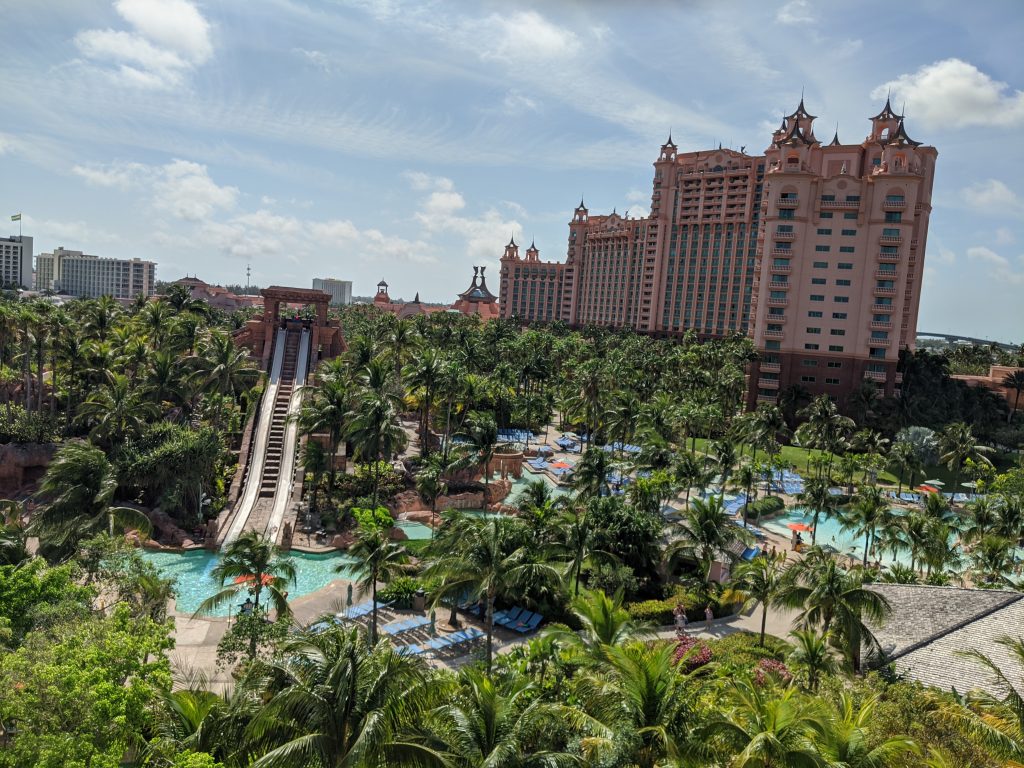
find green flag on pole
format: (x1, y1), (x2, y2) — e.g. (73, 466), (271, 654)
(10, 214), (21, 221)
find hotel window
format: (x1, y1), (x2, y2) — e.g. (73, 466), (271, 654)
(828, 345), (844, 352)
(811, 278), (826, 285)
(836, 279), (851, 286)
(873, 314), (891, 322)
(832, 312), (847, 319)
(846, 195), (860, 202)
(839, 246), (855, 253)
(825, 377), (840, 385)
(830, 329), (845, 336)
(801, 375), (817, 383)
(820, 211), (833, 218)
(841, 229), (856, 236)
(807, 327), (821, 334)
(844, 212), (857, 220)
(871, 331), (889, 339)
(804, 344), (819, 350)
(802, 359), (818, 367)
(810, 294), (824, 302)
(834, 296), (849, 303)
(838, 262), (853, 270)
(827, 361), (843, 368)
(808, 311), (823, 318)
(815, 245), (830, 252)
(869, 348), (887, 358)
(821, 194), (835, 201)
(817, 228), (832, 235)
(885, 212), (902, 223)
(813, 261), (828, 268)
(769, 307), (784, 316)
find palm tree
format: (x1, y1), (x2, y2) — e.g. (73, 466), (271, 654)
(797, 477), (837, 547)
(32, 441), (152, 554)
(247, 624), (443, 768)
(723, 552), (788, 646)
(347, 391), (405, 505)
(938, 422), (994, 494)
(301, 440), (330, 514)
(575, 642), (694, 768)
(415, 463), (447, 539)
(346, 525), (408, 645)
(778, 557), (891, 673)
(968, 534), (1014, 585)
(817, 692), (919, 767)
(193, 531), (296, 659)
(299, 376), (351, 490)
(798, 395), (854, 480)
(193, 331), (258, 419)
(424, 515), (560, 673)
(674, 450), (706, 509)
(429, 669), (576, 767)
(887, 440), (919, 498)
(787, 629), (837, 693)
(1001, 369), (1024, 423)
(549, 497), (614, 597)
(666, 495), (751, 585)
(573, 447), (612, 499)
(545, 589), (652, 663)
(706, 678), (826, 768)
(76, 372), (159, 447)
(954, 635), (1024, 761)
(462, 410), (498, 497)
(404, 348), (443, 456)
(840, 486), (887, 566)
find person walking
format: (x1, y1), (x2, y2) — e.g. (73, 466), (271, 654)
(704, 604), (714, 624)
(674, 603), (688, 633)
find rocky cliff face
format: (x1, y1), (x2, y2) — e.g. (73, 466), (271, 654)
(0, 442), (58, 495)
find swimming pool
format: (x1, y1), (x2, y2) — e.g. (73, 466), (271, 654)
(140, 548), (358, 615)
(762, 507), (912, 567)
(394, 520), (434, 540)
(509, 472), (572, 500)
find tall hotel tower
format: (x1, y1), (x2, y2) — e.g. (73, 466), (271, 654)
(499, 97), (936, 409)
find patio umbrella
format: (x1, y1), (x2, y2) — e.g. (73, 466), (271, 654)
(429, 610), (436, 636)
(923, 479), (945, 486)
(234, 574), (274, 586)
(346, 583), (353, 607)
(787, 522), (813, 532)
(550, 461), (572, 469)
(917, 484), (939, 494)
(961, 481), (979, 489)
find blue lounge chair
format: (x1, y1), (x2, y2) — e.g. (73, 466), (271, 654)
(397, 643), (425, 656)
(493, 606), (523, 625)
(512, 613), (544, 634)
(496, 607), (527, 628)
(505, 610), (538, 631)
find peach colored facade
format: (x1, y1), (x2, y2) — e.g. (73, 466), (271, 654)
(952, 365), (1024, 411)
(173, 276), (263, 312)
(371, 266), (500, 320)
(498, 97), (937, 410)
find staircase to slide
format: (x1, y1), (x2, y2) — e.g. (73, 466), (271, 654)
(220, 326), (310, 546)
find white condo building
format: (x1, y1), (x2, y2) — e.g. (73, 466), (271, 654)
(312, 277), (352, 306)
(1, 235), (33, 289)
(35, 247), (157, 299)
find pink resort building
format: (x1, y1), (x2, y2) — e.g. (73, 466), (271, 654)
(499, 97), (937, 410)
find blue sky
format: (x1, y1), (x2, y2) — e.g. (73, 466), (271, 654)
(1, 0), (1023, 341)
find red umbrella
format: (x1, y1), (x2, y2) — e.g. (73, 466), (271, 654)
(549, 461), (572, 469)
(787, 522), (813, 532)
(234, 573), (274, 586)
(917, 485), (939, 494)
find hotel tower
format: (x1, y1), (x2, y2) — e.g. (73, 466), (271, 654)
(499, 97), (937, 409)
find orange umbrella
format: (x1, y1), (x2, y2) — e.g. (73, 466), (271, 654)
(234, 573), (274, 586)
(549, 461), (571, 469)
(917, 485), (939, 494)
(787, 522), (813, 532)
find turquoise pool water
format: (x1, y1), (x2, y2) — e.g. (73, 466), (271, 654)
(509, 472), (572, 499)
(140, 548), (358, 616)
(762, 507), (912, 567)
(394, 520), (434, 540)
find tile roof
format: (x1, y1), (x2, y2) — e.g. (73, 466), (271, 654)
(866, 583), (1024, 696)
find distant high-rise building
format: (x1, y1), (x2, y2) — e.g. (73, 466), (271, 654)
(0, 235), (33, 289)
(312, 277), (352, 306)
(35, 247), (157, 299)
(499, 96), (937, 409)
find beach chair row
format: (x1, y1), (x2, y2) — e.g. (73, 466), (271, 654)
(493, 606), (544, 633)
(397, 627), (484, 656)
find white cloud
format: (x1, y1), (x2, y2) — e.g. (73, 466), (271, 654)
(72, 160), (150, 189)
(295, 48), (332, 74)
(995, 227), (1016, 246)
(873, 59), (1024, 130)
(461, 11), (581, 65)
(776, 0), (815, 25)
(933, 246), (956, 265)
(967, 245), (1024, 285)
(74, 0), (212, 89)
(502, 89), (540, 114)
(153, 159), (238, 221)
(962, 179), (1024, 218)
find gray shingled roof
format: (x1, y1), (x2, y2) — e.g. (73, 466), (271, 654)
(866, 583), (1024, 696)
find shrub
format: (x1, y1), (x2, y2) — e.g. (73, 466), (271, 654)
(708, 631), (790, 676)
(377, 576), (420, 608)
(753, 657), (793, 686)
(626, 586), (703, 624)
(673, 633), (712, 671)
(749, 496), (784, 518)
(0, 406), (63, 444)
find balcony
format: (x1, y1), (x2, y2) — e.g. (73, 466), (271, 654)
(879, 234), (902, 245)
(758, 377), (781, 390)
(870, 303), (895, 314)
(773, 230), (796, 241)
(894, 372), (904, 384)
(869, 337), (892, 347)
(777, 197), (799, 208)
(874, 269), (899, 280)
(763, 329), (785, 339)
(873, 286), (897, 297)
(821, 199), (859, 209)
(870, 320), (893, 330)
(882, 199), (906, 211)
(767, 296), (788, 308)
(864, 370), (887, 383)
(770, 263), (792, 274)
(771, 247), (795, 257)
(760, 361), (781, 373)
(756, 393), (778, 404)
(768, 280), (790, 290)
(877, 251), (900, 262)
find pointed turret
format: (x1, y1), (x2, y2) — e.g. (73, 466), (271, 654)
(786, 95), (817, 121)
(503, 236), (520, 260)
(870, 93), (902, 121)
(888, 118), (922, 147)
(413, 292), (420, 303)
(829, 129), (841, 146)
(526, 240), (539, 262)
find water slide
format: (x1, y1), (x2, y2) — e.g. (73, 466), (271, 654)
(222, 329), (287, 545)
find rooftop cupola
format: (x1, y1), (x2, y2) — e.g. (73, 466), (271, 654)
(868, 92), (903, 142)
(887, 118), (922, 148)
(573, 197), (588, 223)
(526, 240), (540, 261)
(502, 234), (520, 260)
(659, 132), (677, 161)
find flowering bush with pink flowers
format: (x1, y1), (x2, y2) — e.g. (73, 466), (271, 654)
(753, 657), (793, 686)
(673, 632), (713, 671)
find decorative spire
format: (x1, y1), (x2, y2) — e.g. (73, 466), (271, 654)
(870, 91), (902, 121)
(888, 117), (921, 147)
(577, 195), (586, 209)
(786, 94), (816, 121)
(829, 126), (841, 146)
(664, 130), (675, 147)
(507, 233), (516, 247)
(413, 291), (420, 303)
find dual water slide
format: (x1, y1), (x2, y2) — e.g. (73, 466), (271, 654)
(221, 326), (310, 546)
